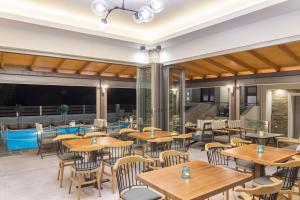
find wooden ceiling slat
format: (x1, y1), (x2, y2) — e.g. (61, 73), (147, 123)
(116, 66), (132, 77)
(98, 63), (113, 75)
(247, 50), (280, 71)
(278, 44), (300, 65)
(53, 59), (66, 72)
(223, 55), (256, 73)
(30, 56), (38, 71)
(77, 61), (92, 73)
(203, 58), (237, 75)
(178, 64), (204, 78)
(190, 61), (220, 76)
(0, 52), (3, 68)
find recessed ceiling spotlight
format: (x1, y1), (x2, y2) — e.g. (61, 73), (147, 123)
(91, 0), (165, 25)
(156, 45), (162, 51)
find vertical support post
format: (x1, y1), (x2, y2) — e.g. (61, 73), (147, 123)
(96, 81), (101, 119)
(100, 82), (107, 120)
(235, 81), (240, 120)
(39, 106), (42, 116)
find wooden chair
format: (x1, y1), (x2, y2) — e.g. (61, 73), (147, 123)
(276, 137), (300, 148)
(119, 128), (137, 141)
(142, 127), (162, 132)
(54, 134), (81, 188)
(113, 155), (164, 200)
(236, 178), (282, 200)
(211, 120), (231, 143)
(159, 150), (188, 168)
(145, 137), (173, 168)
(253, 158), (300, 200)
(101, 141), (133, 193)
(205, 142), (231, 166)
(172, 133), (192, 153)
(226, 120), (244, 138)
(68, 145), (103, 200)
(83, 131), (108, 138)
(94, 118), (107, 132)
(36, 123), (57, 159)
(231, 137), (255, 173)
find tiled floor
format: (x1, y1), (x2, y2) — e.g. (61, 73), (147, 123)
(0, 146), (299, 200)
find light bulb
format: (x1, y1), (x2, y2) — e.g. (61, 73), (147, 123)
(137, 6), (154, 22)
(91, 0), (109, 17)
(150, 0), (165, 13)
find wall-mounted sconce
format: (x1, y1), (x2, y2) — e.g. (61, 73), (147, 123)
(101, 85), (108, 93)
(227, 84), (234, 94)
(170, 87), (178, 95)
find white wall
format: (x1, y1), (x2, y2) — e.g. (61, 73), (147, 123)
(219, 86), (229, 103)
(161, 9), (300, 64)
(0, 19), (148, 65)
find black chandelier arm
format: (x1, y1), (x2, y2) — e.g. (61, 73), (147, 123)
(103, 6), (138, 20)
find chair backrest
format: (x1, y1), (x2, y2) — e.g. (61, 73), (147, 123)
(231, 137), (251, 147)
(236, 178), (282, 200)
(105, 141), (133, 160)
(227, 120), (241, 128)
(211, 120), (226, 130)
(94, 119), (107, 128)
(272, 158), (300, 190)
(142, 127), (162, 132)
(146, 137), (173, 158)
(72, 146), (103, 171)
(114, 156), (154, 195)
(35, 123), (43, 133)
(84, 132), (108, 138)
(54, 134), (81, 154)
(172, 133), (192, 152)
(205, 142), (231, 166)
(159, 150), (188, 168)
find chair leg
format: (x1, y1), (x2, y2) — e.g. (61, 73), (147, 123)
(68, 171), (74, 194)
(57, 163), (61, 181)
(224, 190), (229, 200)
(111, 167), (116, 194)
(96, 171), (102, 197)
(60, 163), (64, 188)
(77, 174), (82, 200)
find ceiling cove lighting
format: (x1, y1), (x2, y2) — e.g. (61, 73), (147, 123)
(91, 0), (165, 25)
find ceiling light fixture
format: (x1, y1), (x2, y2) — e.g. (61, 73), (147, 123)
(91, 0), (165, 25)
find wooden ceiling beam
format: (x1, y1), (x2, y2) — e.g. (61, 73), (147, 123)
(30, 56), (38, 71)
(177, 64), (204, 78)
(77, 61), (92, 73)
(53, 58), (66, 72)
(189, 61), (220, 76)
(224, 55), (257, 73)
(247, 50), (280, 72)
(116, 66), (131, 77)
(0, 52), (3, 68)
(203, 58), (237, 75)
(98, 63), (113, 75)
(278, 44), (300, 65)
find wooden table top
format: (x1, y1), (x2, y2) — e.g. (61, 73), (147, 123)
(63, 137), (121, 151)
(222, 144), (297, 166)
(128, 131), (178, 141)
(244, 132), (284, 139)
(137, 160), (252, 200)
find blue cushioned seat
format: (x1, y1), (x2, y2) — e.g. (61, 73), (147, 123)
(253, 176), (274, 185)
(75, 162), (99, 171)
(236, 159), (255, 168)
(121, 188), (161, 200)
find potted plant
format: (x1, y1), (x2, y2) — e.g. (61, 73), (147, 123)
(57, 104), (69, 125)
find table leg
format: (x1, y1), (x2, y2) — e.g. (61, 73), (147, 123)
(254, 164), (265, 178)
(224, 190), (229, 200)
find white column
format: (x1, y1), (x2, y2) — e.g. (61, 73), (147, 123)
(235, 86), (240, 120)
(96, 82), (101, 119)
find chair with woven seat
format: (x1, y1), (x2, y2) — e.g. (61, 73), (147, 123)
(172, 133), (192, 153)
(83, 131), (108, 138)
(231, 137), (255, 174)
(114, 155), (164, 200)
(101, 141), (133, 193)
(205, 142), (231, 166)
(36, 123), (57, 159)
(54, 134), (82, 188)
(211, 120), (231, 143)
(159, 150), (188, 168)
(236, 178), (282, 200)
(68, 145), (102, 200)
(142, 127), (162, 132)
(94, 118), (107, 132)
(145, 137), (173, 168)
(253, 157), (300, 200)
(226, 120), (244, 138)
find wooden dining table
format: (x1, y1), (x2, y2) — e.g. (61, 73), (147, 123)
(222, 144), (297, 178)
(243, 132), (284, 145)
(63, 136), (121, 151)
(137, 160), (252, 200)
(128, 131), (178, 141)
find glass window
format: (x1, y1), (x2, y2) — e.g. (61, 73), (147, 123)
(245, 86), (257, 106)
(201, 88), (214, 102)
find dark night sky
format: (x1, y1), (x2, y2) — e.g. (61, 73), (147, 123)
(0, 84), (136, 106)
